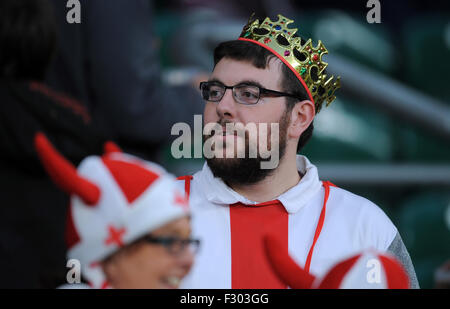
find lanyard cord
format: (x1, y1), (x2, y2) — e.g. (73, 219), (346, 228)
(304, 181), (336, 273)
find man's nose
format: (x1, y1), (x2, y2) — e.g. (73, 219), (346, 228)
(216, 88), (237, 120)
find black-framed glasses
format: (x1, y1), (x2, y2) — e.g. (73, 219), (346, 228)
(141, 235), (201, 256)
(199, 81), (301, 105)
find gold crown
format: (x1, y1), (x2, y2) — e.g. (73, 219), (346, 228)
(239, 14), (341, 113)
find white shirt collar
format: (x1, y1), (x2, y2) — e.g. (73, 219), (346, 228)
(198, 155), (322, 214)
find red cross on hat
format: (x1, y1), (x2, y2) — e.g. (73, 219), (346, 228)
(104, 225), (126, 247)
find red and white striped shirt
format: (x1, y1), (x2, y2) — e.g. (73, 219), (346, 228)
(179, 155), (397, 289)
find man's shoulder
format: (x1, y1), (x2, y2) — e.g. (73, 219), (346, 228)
(327, 185), (387, 217)
(325, 185), (397, 250)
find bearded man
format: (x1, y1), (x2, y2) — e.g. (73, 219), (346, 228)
(178, 14), (419, 289)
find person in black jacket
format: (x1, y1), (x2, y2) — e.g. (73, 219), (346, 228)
(0, 0), (105, 288)
(46, 0), (206, 161)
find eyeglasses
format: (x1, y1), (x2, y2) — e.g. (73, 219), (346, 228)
(141, 235), (201, 256)
(199, 81), (301, 105)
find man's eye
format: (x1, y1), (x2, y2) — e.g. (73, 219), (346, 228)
(210, 90), (220, 97)
(241, 91), (258, 98)
(208, 87), (224, 98)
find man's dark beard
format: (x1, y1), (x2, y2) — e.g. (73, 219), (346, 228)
(204, 111), (290, 187)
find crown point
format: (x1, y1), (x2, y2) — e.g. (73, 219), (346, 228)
(238, 13), (340, 113)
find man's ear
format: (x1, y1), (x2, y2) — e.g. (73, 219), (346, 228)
(287, 100), (315, 139)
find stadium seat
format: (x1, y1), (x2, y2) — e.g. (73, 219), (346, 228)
(303, 96), (394, 162)
(294, 10), (398, 75)
(402, 15), (450, 103)
(396, 190), (450, 288)
(392, 122), (450, 162)
(153, 10), (183, 68)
